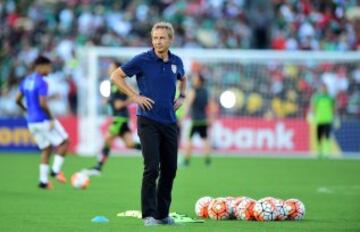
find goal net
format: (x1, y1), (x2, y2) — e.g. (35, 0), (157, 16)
(77, 47), (360, 157)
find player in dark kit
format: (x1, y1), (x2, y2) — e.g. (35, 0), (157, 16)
(83, 61), (141, 176)
(183, 73), (212, 166)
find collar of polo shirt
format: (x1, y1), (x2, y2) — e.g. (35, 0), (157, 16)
(150, 48), (175, 63)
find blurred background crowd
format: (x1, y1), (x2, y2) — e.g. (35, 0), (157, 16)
(201, 62), (360, 119)
(1, 0), (360, 118)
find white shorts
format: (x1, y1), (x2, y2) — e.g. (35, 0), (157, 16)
(28, 120), (69, 150)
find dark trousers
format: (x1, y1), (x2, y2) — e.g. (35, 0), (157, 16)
(137, 116), (178, 219)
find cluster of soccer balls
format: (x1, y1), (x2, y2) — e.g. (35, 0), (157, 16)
(195, 196), (305, 222)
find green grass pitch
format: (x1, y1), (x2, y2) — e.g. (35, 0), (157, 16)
(0, 154), (360, 232)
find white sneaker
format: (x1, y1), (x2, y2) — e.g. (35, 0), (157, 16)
(81, 168), (101, 176)
(143, 217), (160, 226)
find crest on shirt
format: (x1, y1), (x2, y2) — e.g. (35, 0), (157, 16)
(171, 64), (177, 74)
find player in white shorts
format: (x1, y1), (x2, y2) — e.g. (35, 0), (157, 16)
(16, 56), (69, 189)
(28, 120), (68, 150)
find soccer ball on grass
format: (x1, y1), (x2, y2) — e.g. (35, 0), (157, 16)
(71, 172), (90, 189)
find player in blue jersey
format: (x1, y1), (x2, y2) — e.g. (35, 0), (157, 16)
(16, 56), (69, 189)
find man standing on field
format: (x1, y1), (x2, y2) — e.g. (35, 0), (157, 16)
(110, 22), (187, 226)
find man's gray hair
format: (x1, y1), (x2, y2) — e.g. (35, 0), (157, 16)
(151, 21), (175, 39)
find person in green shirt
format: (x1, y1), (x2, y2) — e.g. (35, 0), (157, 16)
(310, 83), (336, 157)
(84, 61), (141, 176)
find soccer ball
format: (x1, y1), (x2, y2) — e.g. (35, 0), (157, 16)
(264, 197), (287, 221)
(259, 196), (287, 221)
(284, 199), (305, 220)
(195, 196), (213, 218)
(71, 172), (90, 189)
(208, 198), (230, 220)
(253, 197), (278, 221)
(272, 198), (287, 221)
(230, 196), (245, 218)
(234, 197), (256, 221)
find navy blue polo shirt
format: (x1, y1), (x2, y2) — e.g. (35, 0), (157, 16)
(121, 49), (185, 124)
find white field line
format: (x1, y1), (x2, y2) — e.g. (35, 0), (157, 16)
(317, 185), (360, 195)
(104, 152), (360, 160)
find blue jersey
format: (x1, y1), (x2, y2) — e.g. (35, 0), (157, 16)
(19, 72), (50, 123)
(121, 49), (185, 124)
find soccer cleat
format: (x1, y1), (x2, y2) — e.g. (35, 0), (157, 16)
(81, 168), (101, 177)
(158, 216), (175, 225)
(38, 181), (53, 190)
(143, 217), (160, 226)
(54, 171), (67, 184)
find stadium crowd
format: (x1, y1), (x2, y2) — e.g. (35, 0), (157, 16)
(1, 0), (360, 118)
(201, 62), (360, 119)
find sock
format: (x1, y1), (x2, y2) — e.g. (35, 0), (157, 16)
(40, 164), (49, 184)
(134, 143), (141, 150)
(99, 145), (110, 161)
(95, 145), (111, 170)
(52, 155), (64, 174)
(323, 139), (332, 156)
(316, 140), (323, 158)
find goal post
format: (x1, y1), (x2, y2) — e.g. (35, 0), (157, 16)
(76, 47), (360, 157)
